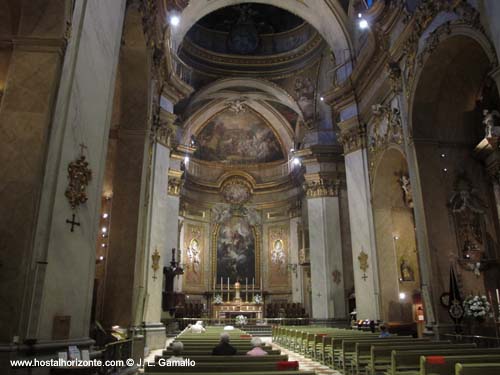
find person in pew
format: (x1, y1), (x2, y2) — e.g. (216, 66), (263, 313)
(247, 337), (268, 356)
(189, 321), (206, 333)
(212, 332), (237, 355)
(167, 341), (184, 362)
(379, 325), (390, 338)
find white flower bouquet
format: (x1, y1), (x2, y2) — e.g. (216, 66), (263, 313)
(213, 294), (223, 305)
(253, 294), (263, 304)
(463, 295), (491, 321)
(235, 314), (248, 326)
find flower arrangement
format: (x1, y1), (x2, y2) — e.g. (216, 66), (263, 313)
(463, 295), (492, 321)
(235, 315), (248, 326)
(253, 294), (263, 304)
(213, 294), (223, 305)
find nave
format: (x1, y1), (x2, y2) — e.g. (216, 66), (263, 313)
(143, 324), (500, 375)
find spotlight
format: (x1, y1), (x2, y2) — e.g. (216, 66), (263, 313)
(441, 153), (445, 158)
(359, 19), (369, 29)
(102, 213), (109, 219)
(101, 243), (106, 248)
(184, 156), (190, 164)
(170, 15), (180, 26)
(320, 96), (324, 101)
(292, 157), (301, 166)
(399, 292), (406, 300)
(393, 235), (399, 240)
(443, 168), (448, 172)
(102, 227), (107, 233)
(99, 256), (105, 261)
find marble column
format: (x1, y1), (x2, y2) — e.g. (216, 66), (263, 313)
(300, 149), (346, 319)
(342, 129), (381, 320)
(289, 217), (303, 303)
(9, 0), (126, 348)
(138, 110), (178, 350)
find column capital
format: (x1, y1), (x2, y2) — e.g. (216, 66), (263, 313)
(152, 110), (177, 147)
(303, 172), (344, 198)
(167, 168), (183, 196)
(338, 120), (367, 154)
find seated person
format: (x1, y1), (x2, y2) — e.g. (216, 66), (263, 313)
(212, 332), (237, 355)
(167, 341), (184, 362)
(379, 325), (390, 338)
(189, 321), (206, 333)
(247, 337), (268, 356)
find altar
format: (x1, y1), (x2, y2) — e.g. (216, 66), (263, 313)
(212, 302), (263, 320)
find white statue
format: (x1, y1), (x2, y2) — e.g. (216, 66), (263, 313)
(399, 175), (413, 208)
(483, 109), (500, 138)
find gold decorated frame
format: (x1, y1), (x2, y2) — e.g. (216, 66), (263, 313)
(211, 220), (261, 288)
(268, 224), (290, 289)
(183, 223), (205, 292)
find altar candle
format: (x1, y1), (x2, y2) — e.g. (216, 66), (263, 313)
(246, 277), (248, 302)
(496, 289), (500, 305)
(227, 277), (230, 300)
(220, 277), (223, 291)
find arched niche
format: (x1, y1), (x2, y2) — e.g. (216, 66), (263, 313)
(410, 34), (500, 322)
(372, 147), (419, 322)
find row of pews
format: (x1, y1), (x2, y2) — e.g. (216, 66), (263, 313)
(145, 326), (313, 375)
(273, 325), (500, 375)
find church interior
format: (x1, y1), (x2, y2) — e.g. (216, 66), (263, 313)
(2, 0), (500, 374)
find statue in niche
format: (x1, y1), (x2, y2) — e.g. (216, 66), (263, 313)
(399, 175), (413, 208)
(448, 175), (488, 262)
(482, 109), (500, 138)
(187, 238), (201, 274)
(271, 239), (286, 275)
(400, 259), (415, 282)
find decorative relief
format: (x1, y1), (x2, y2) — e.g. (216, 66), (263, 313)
(368, 104), (403, 153)
(221, 177), (252, 204)
(184, 224), (204, 288)
(268, 225), (289, 287)
(168, 169), (183, 196)
(65, 149), (92, 210)
(387, 61), (402, 93)
(483, 109), (500, 138)
(358, 250), (369, 281)
(448, 174), (491, 274)
(293, 76), (315, 128)
(403, 0), (492, 98)
(399, 174), (414, 208)
(152, 111), (177, 147)
(303, 174), (341, 198)
(298, 248), (310, 265)
(338, 126), (365, 154)
(151, 247), (161, 280)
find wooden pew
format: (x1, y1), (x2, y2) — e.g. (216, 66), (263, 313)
(154, 355), (289, 364)
(455, 363), (500, 375)
(365, 343), (475, 375)
(387, 347), (500, 375)
(420, 354), (500, 375)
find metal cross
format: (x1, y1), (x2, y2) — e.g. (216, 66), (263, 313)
(79, 143), (88, 156)
(362, 273), (368, 281)
(66, 214), (81, 232)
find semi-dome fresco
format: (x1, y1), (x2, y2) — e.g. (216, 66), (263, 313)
(194, 109), (284, 164)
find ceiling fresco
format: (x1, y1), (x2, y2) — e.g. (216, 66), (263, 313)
(194, 109), (284, 164)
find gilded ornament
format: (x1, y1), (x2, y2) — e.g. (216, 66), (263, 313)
(151, 247), (161, 280)
(65, 155), (92, 210)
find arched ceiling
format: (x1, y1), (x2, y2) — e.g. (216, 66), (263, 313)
(170, 0), (353, 74)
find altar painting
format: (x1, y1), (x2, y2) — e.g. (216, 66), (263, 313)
(215, 217), (256, 283)
(184, 224), (204, 289)
(268, 225), (289, 287)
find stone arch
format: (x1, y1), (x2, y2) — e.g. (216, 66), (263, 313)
(409, 33), (500, 323)
(170, 0), (353, 81)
